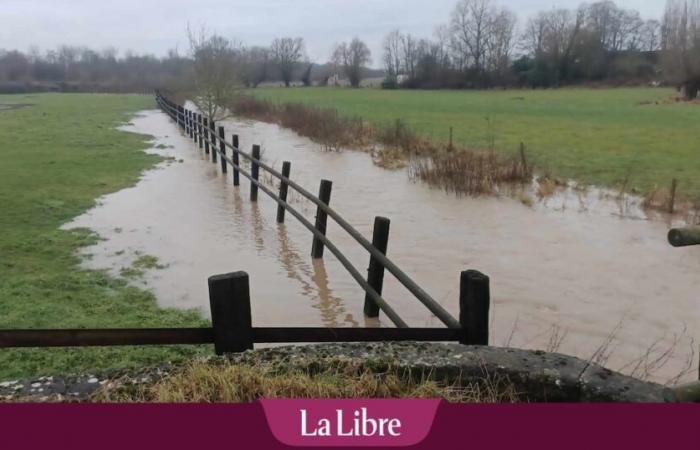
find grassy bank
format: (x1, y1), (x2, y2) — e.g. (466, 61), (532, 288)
(93, 354), (517, 403)
(251, 87), (700, 201)
(0, 93), (208, 379)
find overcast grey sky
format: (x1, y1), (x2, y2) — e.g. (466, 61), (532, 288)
(0, 0), (666, 64)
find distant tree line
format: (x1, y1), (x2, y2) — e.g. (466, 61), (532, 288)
(0, 46), (193, 94)
(1, 0), (697, 99)
(381, 0), (700, 99)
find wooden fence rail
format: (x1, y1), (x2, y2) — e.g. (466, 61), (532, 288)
(0, 271), (486, 355)
(0, 92), (492, 355)
(155, 92), (462, 329)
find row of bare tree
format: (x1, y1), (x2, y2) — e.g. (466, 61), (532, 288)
(0, 0), (697, 98)
(0, 46), (192, 93)
(381, 0), (700, 98)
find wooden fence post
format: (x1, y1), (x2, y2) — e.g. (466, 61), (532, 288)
(459, 270), (490, 345)
(193, 113), (199, 145)
(364, 216), (390, 318)
(277, 161), (292, 223)
(232, 135), (240, 186)
(251, 145), (261, 201)
(210, 119), (217, 164)
(184, 110), (189, 136)
(520, 142), (528, 173)
(198, 114), (203, 150)
(669, 178), (678, 214)
(203, 118), (210, 155)
(219, 126), (227, 173)
(208, 271), (253, 355)
(311, 180), (333, 259)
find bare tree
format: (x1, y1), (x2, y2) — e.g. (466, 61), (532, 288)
(240, 46), (270, 88)
(450, 0), (494, 76)
(271, 37), (305, 87)
(331, 38), (372, 88)
(522, 12), (548, 57)
(300, 61), (314, 87)
(486, 8), (517, 78)
(640, 19), (662, 52)
(662, 0), (700, 99)
(400, 33), (420, 79)
(187, 26), (242, 120)
(383, 30), (403, 82)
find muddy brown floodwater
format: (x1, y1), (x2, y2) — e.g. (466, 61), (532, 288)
(64, 109), (700, 384)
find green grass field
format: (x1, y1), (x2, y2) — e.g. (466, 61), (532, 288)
(252, 87), (700, 201)
(0, 93), (207, 379)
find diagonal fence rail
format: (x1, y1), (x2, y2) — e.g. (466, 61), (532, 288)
(0, 92), (492, 356)
(155, 92), (463, 329)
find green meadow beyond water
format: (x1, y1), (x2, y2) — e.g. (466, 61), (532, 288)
(252, 87), (700, 201)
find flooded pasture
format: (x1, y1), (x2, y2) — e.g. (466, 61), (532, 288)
(65, 109), (700, 384)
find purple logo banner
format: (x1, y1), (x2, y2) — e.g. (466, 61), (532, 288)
(0, 403), (699, 449)
(260, 399), (441, 447)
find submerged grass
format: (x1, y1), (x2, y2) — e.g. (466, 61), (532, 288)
(251, 87), (700, 203)
(0, 93), (208, 380)
(230, 95), (532, 194)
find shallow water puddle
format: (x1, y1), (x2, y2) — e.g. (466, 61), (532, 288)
(64, 109), (700, 383)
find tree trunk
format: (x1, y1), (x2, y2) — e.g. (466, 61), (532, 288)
(681, 79), (700, 100)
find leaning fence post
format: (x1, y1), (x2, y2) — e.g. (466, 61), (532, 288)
(232, 135), (240, 186)
(251, 145), (261, 201)
(208, 271), (254, 355)
(277, 161), (292, 223)
(193, 113), (199, 145)
(218, 126), (227, 173)
(311, 180), (333, 259)
(203, 118), (210, 155)
(364, 216), (391, 318)
(210, 119), (217, 164)
(459, 270), (490, 345)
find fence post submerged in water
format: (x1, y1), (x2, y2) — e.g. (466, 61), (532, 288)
(364, 217), (391, 318)
(277, 161), (292, 223)
(208, 271), (253, 355)
(232, 135), (240, 186)
(210, 119), (217, 164)
(219, 126), (227, 173)
(251, 145), (261, 202)
(203, 118), (210, 155)
(311, 180), (333, 259)
(198, 114), (203, 149)
(459, 270), (490, 345)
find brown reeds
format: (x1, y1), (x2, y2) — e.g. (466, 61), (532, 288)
(230, 95), (533, 195)
(229, 95), (370, 151)
(409, 150), (533, 196)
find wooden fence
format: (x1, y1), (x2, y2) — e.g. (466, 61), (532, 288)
(0, 92), (491, 355)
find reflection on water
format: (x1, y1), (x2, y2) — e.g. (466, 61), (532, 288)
(64, 109), (700, 384)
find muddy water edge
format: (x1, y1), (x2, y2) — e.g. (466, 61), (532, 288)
(64, 109), (700, 384)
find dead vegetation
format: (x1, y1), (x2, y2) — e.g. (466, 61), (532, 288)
(409, 151), (532, 196)
(229, 95), (370, 151)
(505, 318), (697, 386)
(92, 358), (519, 403)
(230, 95), (533, 195)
